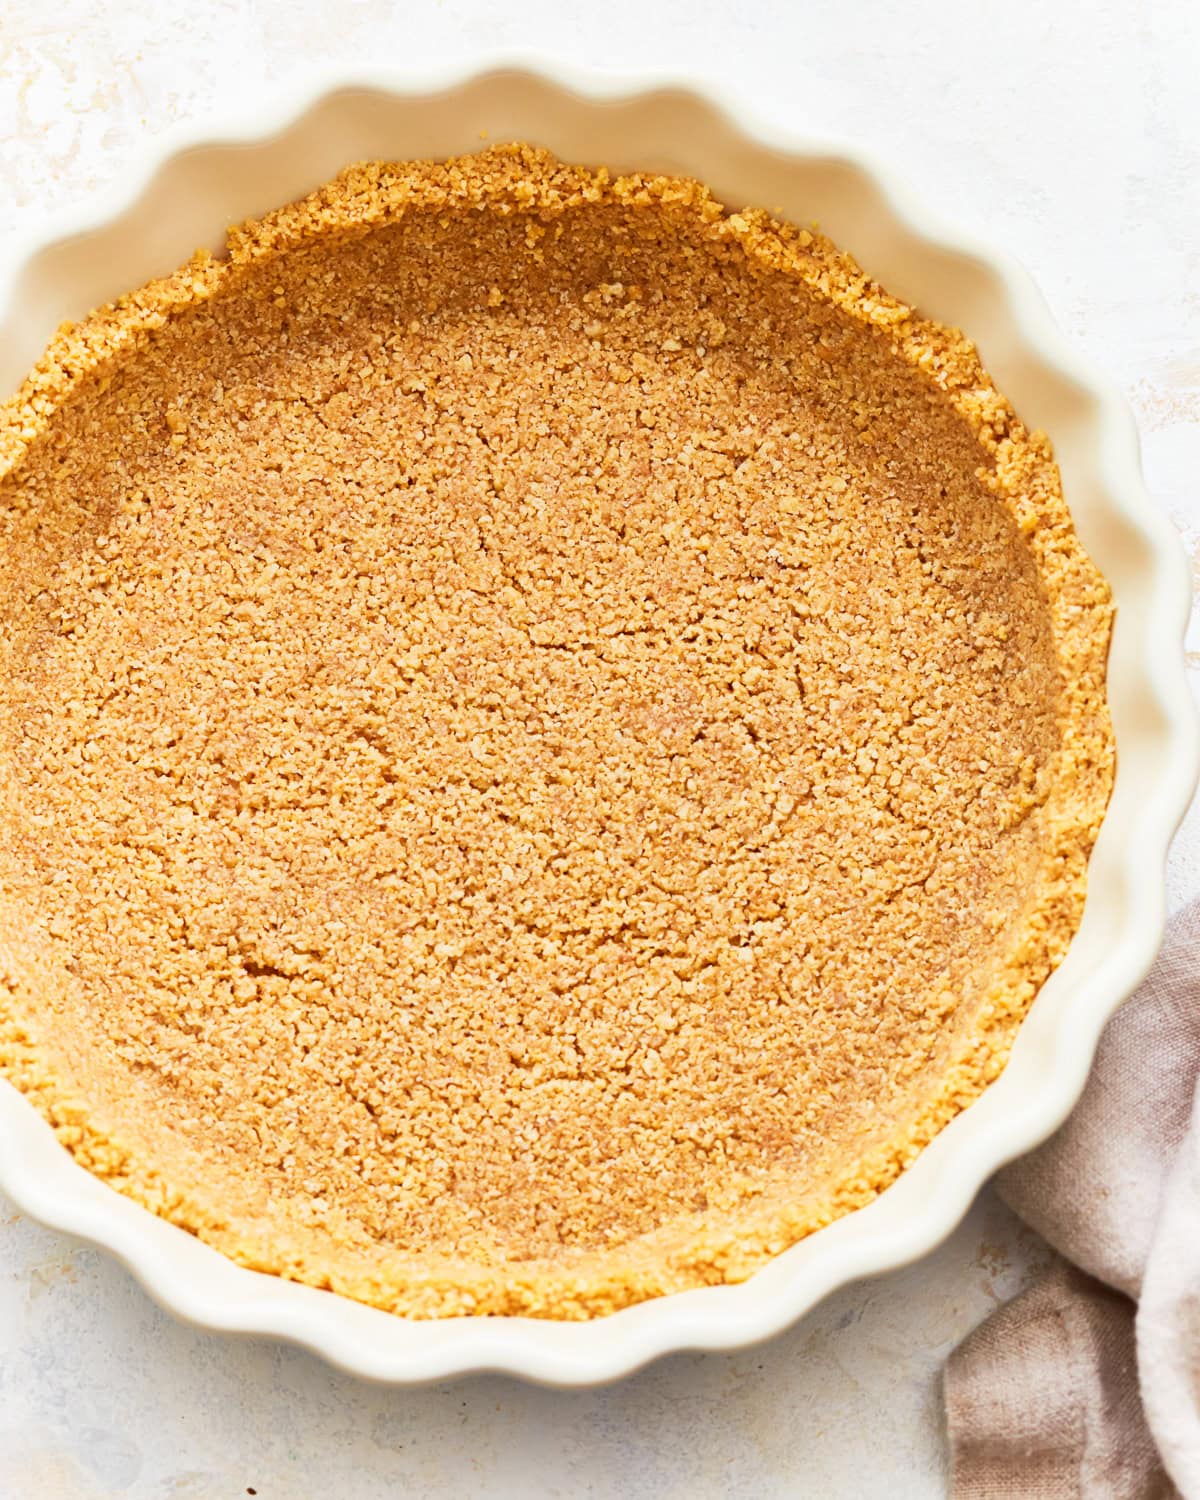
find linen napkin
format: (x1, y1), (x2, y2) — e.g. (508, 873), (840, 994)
(944, 899), (1200, 1498)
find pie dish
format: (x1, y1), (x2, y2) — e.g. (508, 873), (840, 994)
(0, 64), (1191, 1380)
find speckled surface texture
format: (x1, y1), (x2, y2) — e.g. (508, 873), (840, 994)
(0, 1), (1196, 1495)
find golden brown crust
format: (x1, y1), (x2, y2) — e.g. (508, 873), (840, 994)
(0, 146), (1113, 1317)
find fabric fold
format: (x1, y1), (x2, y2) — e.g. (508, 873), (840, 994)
(944, 901), (1200, 1497)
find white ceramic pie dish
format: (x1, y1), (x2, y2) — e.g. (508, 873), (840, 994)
(0, 60), (1194, 1386)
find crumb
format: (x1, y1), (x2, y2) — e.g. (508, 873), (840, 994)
(0, 146), (1113, 1319)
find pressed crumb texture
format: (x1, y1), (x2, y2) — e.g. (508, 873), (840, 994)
(0, 146), (1113, 1318)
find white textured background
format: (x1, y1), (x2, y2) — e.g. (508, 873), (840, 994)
(1, 3), (1197, 1496)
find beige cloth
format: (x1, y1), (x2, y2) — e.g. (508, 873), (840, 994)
(945, 900), (1200, 1498)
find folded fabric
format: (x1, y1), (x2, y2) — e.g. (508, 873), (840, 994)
(944, 900), (1200, 1498)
